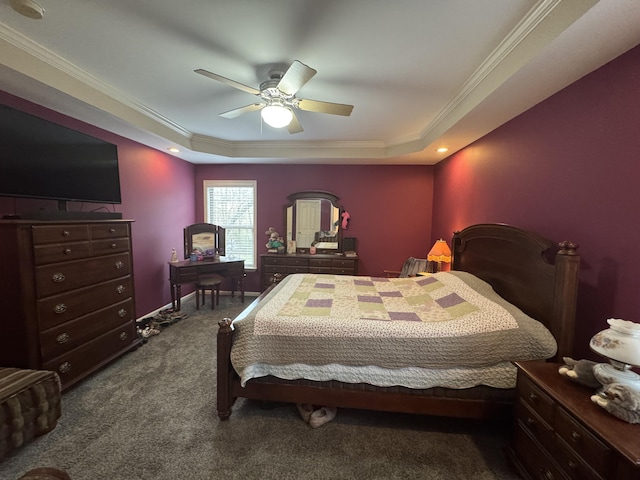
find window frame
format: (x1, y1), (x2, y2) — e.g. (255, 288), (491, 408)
(203, 179), (257, 270)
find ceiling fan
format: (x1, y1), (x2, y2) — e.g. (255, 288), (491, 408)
(194, 60), (353, 134)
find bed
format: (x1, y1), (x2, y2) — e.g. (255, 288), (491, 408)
(216, 223), (580, 420)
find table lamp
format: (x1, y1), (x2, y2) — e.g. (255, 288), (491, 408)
(589, 318), (640, 393)
(427, 239), (452, 273)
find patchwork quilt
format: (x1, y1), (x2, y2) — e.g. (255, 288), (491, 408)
(231, 272), (557, 384)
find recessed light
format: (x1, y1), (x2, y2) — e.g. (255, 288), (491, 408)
(436, 147), (449, 153)
(168, 147), (180, 153)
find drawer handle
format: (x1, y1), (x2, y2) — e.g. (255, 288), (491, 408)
(118, 308), (127, 318)
(116, 284), (126, 294)
(115, 260), (125, 269)
(111, 243), (117, 249)
(52, 272), (66, 283)
(526, 417), (535, 427)
(567, 461), (578, 470)
(54, 303), (67, 314)
(570, 431), (581, 442)
(56, 332), (70, 344)
(63, 248), (72, 255)
(62, 230), (70, 237)
(528, 392), (538, 402)
(119, 331), (128, 341)
(58, 361), (71, 374)
(109, 228), (116, 233)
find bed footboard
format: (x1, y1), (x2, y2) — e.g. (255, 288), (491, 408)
(216, 317), (236, 420)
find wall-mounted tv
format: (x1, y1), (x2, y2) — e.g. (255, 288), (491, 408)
(0, 103), (122, 207)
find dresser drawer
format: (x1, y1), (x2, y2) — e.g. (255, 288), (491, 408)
(263, 265), (283, 275)
(513, 422), (565, 480)
(40, 299), (134, 360)
(90, 223), (130, 239)
(31, 224), (90, 245)
(518, 374), (555, 425)
(33, 241), (93, 265)
(309, 266), (332, 274)
(43, 322), (137, 389)
(555, 435), (604, 480)
(92, 237), (130, 256)
(515, 399), (554, 449)
(262, 256), (292, 266)
(35, 253), (132, 297)
(332, 258), (357, 269)
(37, 276), (133, 330)
(556, 407), (611, 477)
(332, 266), (355, 275)
(288, 266), (309, 273)
(309, 258), (332, 267)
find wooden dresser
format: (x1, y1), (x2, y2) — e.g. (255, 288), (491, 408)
(0, 220), (141, 391)
(508, 361), (640, 480)
(260, 253), (359, 291)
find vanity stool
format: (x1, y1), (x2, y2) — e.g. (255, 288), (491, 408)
(195, 274), (223, 310)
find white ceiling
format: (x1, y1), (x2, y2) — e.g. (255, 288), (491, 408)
(1, 0), (639, 165)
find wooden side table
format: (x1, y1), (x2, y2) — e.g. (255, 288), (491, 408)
(507, 361), (640, 479)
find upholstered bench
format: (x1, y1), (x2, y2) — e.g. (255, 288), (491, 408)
(195, 274), (224, 310)
(0, 368), (62, 461)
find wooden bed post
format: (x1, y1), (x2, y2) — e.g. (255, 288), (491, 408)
(217, 317), (235, 420)
(551, 241), (580, 361)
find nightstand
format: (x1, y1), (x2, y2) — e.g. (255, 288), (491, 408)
(507, 361), (640, 480)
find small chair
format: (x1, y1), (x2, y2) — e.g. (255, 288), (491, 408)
(195, 274), (223, 310)
(384, 257), (428, 278)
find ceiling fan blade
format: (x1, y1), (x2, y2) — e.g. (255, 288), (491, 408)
(287, 110), (303, 134)
(297, 99), (353, 116)
(277, 60), (317, 96)
(194, 69), (260, 95)
(219, 103), (265, 119)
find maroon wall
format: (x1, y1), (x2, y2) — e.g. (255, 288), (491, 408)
(432, 44), (640, 359)
(0, 92), (196, 316)
(194, 164), (434, 292)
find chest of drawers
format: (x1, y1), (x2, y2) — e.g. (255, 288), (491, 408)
(260, 253), (359, 291)
(0, 220), (141, 390)
(508, 361), (640, 480)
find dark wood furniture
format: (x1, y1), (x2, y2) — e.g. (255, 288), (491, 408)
(168, 259), (245, 310)
(260, 253), (359, 291)
(0, 220), (141, 391)
(217, 223), (580, 421)
(508, 361), (640, 480)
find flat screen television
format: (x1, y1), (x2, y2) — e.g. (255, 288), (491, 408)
(0, 103), (122, 208)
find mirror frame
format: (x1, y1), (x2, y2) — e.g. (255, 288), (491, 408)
(183, 223), (226, 260)
(285, 191), (343, 254)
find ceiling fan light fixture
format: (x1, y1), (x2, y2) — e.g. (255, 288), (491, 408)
(261, 104), (293, 128)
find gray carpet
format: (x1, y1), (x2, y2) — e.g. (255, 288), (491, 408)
(2, 296), (520, 480)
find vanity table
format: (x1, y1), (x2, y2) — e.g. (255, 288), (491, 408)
(260, 253), (358, 291)
(168, 258), (245, 310)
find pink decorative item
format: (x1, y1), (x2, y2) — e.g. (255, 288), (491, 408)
(341, 211), (350, 230)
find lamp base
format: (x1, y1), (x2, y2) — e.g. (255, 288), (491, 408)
(593, 362), (640, 394)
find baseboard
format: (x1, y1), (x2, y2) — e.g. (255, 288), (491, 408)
(136, 291), (259, 322)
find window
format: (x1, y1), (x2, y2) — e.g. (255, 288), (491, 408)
(203, 180), (256, 269)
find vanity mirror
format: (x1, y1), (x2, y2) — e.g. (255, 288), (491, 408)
(183, 223), (226, 259)
(285, 191), (342, 253)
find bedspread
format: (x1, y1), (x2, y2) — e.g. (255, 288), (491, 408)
(231, 272), (556, 382)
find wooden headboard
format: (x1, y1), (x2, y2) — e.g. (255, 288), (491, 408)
(451, 223), (580, 361)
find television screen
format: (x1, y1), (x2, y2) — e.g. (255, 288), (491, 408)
(0, 104), (122, 204)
